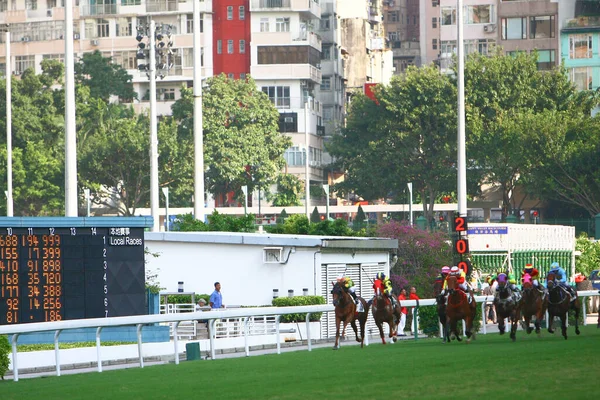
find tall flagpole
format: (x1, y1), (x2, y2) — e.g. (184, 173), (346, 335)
(457, 0), (467, 217)
(6, 31), (13, 216)
(193, 0), (205, 222)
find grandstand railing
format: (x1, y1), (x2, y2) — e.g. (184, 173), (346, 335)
(1, 292), (598, 382)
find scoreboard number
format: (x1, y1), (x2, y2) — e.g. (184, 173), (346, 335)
(453, 216), (468, 233)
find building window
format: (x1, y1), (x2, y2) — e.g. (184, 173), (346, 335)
(162, 88), (175, 101)
(97, 19), (109, 38)
(501, 17), (526, 40)
(15, 55), (35, 74)
(187, 14), (204, 34)
(275, 17), (290, 32)
(284, 146), (306, 167)
(535, 49), (555, 71)
(261, 86), (291, 109)
(182, 48), (193, 67)
(25, 0), (36, 10)
(257, 46), (321, 67)
(227, 39), (234, 54)
(320, 17), (330, 30)
(116, 17), (132, 37)
(320, 77), (331, 90)
(570, 67), (592, 90)
(432, 17), (437, 29)
(441, 40), (456, 55)
(441, 7), (456, 26)
(43, 53), (64, 63)
(465, 5), (493, 24)
(240, 73), (246, 80)
(530, 16), (554, 39)
(112, 51), (136, 70)
(260, 18), (269, 32)
(239, 40), (246, 54)
(389, 12), (398, 22)
(227, 6), (233, 20)
(239, 6), (245, 20)
(217, 40), (222, 54)
(322, 45), (331, 60)
(569, 34), (592, 59)
(228, 73), (234, 79)
(432, 39), (438, 50)
(388, 31), (398, 41)
(432, 0), (439, 6)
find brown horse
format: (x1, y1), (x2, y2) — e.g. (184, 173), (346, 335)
(434, 279), (450, 343)
(493, 274), (521, 342)
(519, 273), (548, 337)
(331, 282), (369, 350)
(445, 275), (477, 343)
(371, 289), (400, 344)
(546, 273), (581, 340)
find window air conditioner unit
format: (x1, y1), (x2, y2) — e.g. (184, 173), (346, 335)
(263, 247), (284, 264)
(284, 117), (294, 123)
(22, 36), (30, 42)
(484, 24), (496, 33)
(74, 33), (80, 39)
(47, 9), (53, 17)
(91, 39), (99, 46)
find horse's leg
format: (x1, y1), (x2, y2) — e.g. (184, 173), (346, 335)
(358, 313), (366, 348)
(350, 319), (360, 343)
(333, 317), (341, 350)
(510, 308), (519, 342)
(377, 322), (386, 345)
(573, 300), (581, 336)
(389, 320), (397, 343)
(560, 312), (568, 340)
(548, 314), (555, 334)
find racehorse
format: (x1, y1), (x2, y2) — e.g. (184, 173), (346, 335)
(331, 282), (369, 349)
(546, 273), (581, 340)
(445, 275), (477, 343)
(519, 273), (548, 337)
(493, 274), (521, 342)
(434, 280), (450, 343)
(371, 288), (401, 344)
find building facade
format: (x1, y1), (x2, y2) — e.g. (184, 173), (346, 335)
(213, 0), (251, 78)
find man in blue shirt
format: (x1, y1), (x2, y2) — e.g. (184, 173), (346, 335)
(209, 282), (224, 309)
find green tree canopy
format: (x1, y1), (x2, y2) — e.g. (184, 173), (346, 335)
(75, 51), (136, 102)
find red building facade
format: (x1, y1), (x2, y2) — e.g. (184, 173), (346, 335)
(213, 0), (251, 79)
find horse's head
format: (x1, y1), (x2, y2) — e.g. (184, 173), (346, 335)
(331, 282), (344, 307)
(446, 275), (458, 293)
(522, 273), (533, 290)
(546, 273), (557, 290)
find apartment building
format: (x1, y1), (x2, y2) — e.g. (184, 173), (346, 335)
(249, 0), (325, 185)
(213, 0), (251, 78)
(0, 0), (214, 116)
(383, 0), (420, 73)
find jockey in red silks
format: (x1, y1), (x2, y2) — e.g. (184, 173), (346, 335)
(372, 272), (398, 308)
(442, 266), (473, 303)
(521, 264), (544, 292)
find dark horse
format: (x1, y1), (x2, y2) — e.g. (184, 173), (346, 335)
(445, 275), (477, 343)
(434, 280), (450, 343)
(546, 273), (581, 340)
(493, 275), (521, 342)
(331, 282), (369, 349)
(519, 273), (548, 337)
(371, 289), (401, 344)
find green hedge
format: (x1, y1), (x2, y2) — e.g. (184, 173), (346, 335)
(272, 296), (325, 323)
(0, 335), (9, 379)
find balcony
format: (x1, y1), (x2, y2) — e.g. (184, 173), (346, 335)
(250, 0), (321, 19)
(252, 64), (322, 84)
(563, 16), (600, 33)
(81, 4), (118, 16)
(146, 0), (178, 13)
(293, 30), (322, 52)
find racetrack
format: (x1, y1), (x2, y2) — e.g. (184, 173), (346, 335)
(2, 325), (598, 400)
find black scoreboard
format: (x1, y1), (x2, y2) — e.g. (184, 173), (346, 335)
(0, 217), (151, 325)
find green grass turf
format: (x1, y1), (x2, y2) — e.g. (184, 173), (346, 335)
(2, 325), (599, 400)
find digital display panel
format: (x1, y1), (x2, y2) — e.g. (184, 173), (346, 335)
(0, 226), (146, 325)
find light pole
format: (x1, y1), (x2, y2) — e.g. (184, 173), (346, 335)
(5, 30), (13, 217)
(304, 99), (310, 219)
(241, 185), (248, 216)
(323, 184), (329, 221)
(457, 0), (467, 217)
(136, 22), (174, 231)
(64, 0), (77, 216)
(162, 187), (170, 231)
(193, 0), (206, 223)
(84, 188), (91, 217)
(407, 182), (413, 226)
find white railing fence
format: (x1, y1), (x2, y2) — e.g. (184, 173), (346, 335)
(1, 291), (598, 382)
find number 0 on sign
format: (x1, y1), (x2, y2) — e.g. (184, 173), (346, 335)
(455, 239), (469, 255)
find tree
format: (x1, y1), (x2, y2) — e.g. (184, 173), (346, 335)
(310, 206), (321, 223)
(75, 51), (136, 102)
(354, 205), (366, 230)
(464, 50), (599, 219)
(171, 74), (291, 201)
(328, 66), (460, 223)
(271, 174), (303, 206)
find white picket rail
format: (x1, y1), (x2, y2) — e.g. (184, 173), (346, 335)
(1, 291), (598, 382)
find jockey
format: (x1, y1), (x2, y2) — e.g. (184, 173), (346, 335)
(548, 262), (577, 299)
(521, 264), (544, 291)
(508, 272), (520, 292)
(442, 266), (472, 301)
(434, 266), (450, 294)
(373, 272), (398, 308)
(337, 274), (359, 304)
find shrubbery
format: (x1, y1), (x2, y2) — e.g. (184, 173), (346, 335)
(0, 335), (10, 380)
(272, 296), (325, 323)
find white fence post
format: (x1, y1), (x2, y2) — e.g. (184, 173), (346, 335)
(275, 315), (281, 355)
(136, 324), (144, 368)
(481, 301), (487, 335)
(11, 334), (19, 382)
(173, 321), (181, 365)
(209, 319), (216, 360)
(96, 327), (103, 372)
(305, 313), (312, 352)
(54, 330), (62, 376)
(244, 317), (250, 357)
